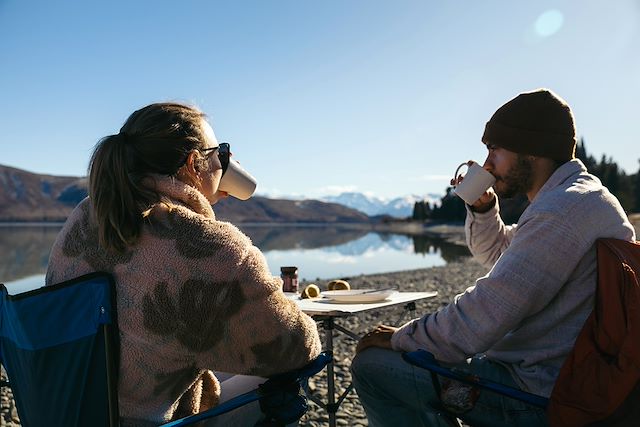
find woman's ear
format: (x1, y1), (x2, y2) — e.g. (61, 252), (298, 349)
(177, 151), (201, 186)
(184, 150), (199, 174)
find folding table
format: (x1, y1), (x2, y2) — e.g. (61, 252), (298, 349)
(288, 291), (438, 427)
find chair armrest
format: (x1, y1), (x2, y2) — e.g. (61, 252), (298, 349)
(160, 352), (332, 427)
(402, 350), (548, 409)
(261, 351), (332, 391)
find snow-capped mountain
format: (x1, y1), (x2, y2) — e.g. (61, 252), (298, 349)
(320, 192), (443, 218)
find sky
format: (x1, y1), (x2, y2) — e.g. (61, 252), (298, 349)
(1, 0), (639, 200)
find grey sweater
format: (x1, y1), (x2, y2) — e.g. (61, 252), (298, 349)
(391, 159), (635, 396)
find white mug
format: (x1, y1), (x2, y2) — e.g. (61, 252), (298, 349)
(452, 161), (496, 205)
(219, 159), (258, 200)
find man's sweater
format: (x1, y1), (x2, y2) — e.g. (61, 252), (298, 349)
(46, 176), (321, 423)
(391, 159), (635, 396)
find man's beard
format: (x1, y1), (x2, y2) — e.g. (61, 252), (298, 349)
(494, 154), (534, 199)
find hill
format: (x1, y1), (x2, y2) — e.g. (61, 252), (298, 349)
(0, 165), (86, 222)
(214, 197), (370, 223)
(0, 164), (370, 223)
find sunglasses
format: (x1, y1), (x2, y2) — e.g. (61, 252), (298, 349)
(199, 142), (230, 174)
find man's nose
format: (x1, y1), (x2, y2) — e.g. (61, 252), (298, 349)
(482, 157), (492, 170)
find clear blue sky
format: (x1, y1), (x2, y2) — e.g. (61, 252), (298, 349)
(2, 0), (638, 200)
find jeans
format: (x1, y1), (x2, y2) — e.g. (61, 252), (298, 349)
(351, 348), (548, 427)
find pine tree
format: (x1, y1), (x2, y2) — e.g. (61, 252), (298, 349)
(576, 137), (597, 171)
(412, 201), (425, 221)
(634, 159), (640, 213)
(575, 138), (587, 162)
(605, 158), (620, 194)
(412, 200), (434, 221)
(425, 201), (433, 218)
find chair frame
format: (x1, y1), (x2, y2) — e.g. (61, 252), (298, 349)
(402, 350), (549, 408)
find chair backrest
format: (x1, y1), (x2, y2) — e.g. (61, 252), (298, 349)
(0, 272), (119, 427)
(548, 238), (640, 426)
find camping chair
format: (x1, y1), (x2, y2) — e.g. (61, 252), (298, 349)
(0, 272), (331, 427)
(403, 238), (640, 427)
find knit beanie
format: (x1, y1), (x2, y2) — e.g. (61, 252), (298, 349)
(482, 89), (576, 161)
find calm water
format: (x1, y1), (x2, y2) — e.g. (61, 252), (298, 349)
(0, 224), (470, 294)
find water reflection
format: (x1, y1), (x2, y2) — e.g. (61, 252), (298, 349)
(239, 225), (471, 280)
(0, 224), (470, 288)
(410, 234), (472, 263)
(0, 225), (62, 283)
(239, 224), (370, 251)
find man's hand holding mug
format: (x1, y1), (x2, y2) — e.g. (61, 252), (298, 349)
(451, 161), (496, 212)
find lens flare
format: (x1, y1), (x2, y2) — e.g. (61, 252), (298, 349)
(535, 9), (564, 37)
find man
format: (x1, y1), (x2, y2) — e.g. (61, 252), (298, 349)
(351, 89), (636, 427)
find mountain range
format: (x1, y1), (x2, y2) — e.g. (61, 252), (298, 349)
(0, 165), (370, 223)
(320, 192), (443, 217)
(0, 164), (442, 222)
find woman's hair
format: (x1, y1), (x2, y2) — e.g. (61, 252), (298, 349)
(89, 102), (208, 253)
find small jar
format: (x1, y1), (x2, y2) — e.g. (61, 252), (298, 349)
(280, 266), (299, 293)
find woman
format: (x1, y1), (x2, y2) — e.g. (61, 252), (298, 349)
(46, 102), (321, 425)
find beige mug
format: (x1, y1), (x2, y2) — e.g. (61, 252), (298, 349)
(219, 159), (258, 200)
(452, 161), (496, 205)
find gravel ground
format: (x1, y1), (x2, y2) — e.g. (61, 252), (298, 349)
(0, 367), (19, 427)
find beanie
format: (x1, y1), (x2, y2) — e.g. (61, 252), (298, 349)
(482, 89), (576, 161)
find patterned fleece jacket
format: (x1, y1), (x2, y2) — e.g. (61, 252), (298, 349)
(390, 159), (635, 396)
(46, 175), (322, 423)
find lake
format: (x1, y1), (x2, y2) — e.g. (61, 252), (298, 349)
(0, 223), (470, 294)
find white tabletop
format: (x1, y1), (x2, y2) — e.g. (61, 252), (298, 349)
(286, 291), (437, 317)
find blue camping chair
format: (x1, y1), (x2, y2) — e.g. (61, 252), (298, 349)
(0, 272), (331, 427)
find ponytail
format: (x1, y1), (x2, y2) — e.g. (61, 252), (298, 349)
(89, 134), (154, 252)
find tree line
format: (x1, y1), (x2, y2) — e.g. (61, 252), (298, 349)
(412, 139), (640, 223)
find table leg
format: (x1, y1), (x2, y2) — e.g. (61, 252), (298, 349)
(322, 318), (337, 427)
(305, 318), (357, 426)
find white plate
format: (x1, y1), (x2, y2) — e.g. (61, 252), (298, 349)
(322, 289), (398, 303)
